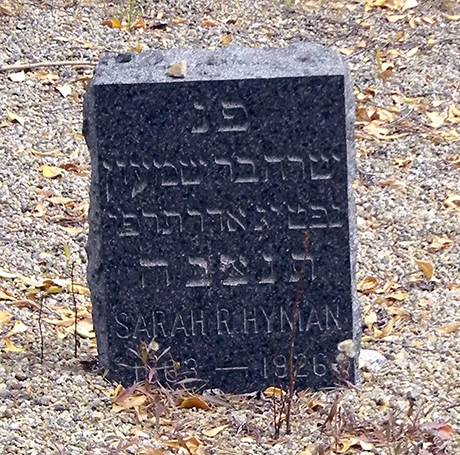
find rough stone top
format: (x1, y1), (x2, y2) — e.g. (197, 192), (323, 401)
(92, 42), (350, 85)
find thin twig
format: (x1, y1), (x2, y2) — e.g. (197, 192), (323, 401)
(0, 60), (97, 72)
(70, 262), (78, 358)
(286, 231), (309, 434)
(39, 293), (44, 364)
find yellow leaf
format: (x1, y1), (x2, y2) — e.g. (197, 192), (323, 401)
(263, 386), (286, 398)
(202, 424), (229, 437)
(0, 310), (13, 325)
(435, 321), (460, 335)
(56, 85), (72, 97)
(378, 177), (405, 189)
(340, 48), (354, 55)
(9, 71), (26, 82)
(0, 289), (15, 300)
(364, 311), (377, 329)
(6, 320), (29, 337)
(33, 201), (46, 217)
(180, 396), (210, 410)
(40, 164), (63, 179)
(101, 18), (122, 28)
(299, 444), (317, 455)
(167, 60), (186, 78)
(387, 306), (410, 317)
(220, 33), (232, 46)
(37, 71), (59, 84)
(3, 338), (26, 352)
(387, 291), (408, 301)
(7, 110), (25, 126)
(393, 157), (412, 167)
(338, 437), (359, 452)
(415, 259), (434, 279)
(71, 284), (90, 295)
(386, 14), (406, 22)
(373, 318), (395, 339)
(163, 436), (202, 452)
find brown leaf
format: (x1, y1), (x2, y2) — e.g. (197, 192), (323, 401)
(381, 62), (394, 80)
(112, 394), (147, 412)
(200, 18), (216, 27)
(415, 259), (433, 279)
(444, 194), (460, 210)
(357, 276), (377, 292)
(37, 71), (59, 84)
(435, 321), (460, 335)
(387, 291), (408, 301)
(180, 396), (210, 410)
(421, 422), (452, 440)
(163, 436), (203, 452)
(167, 60), (186, 78)
(219, 33), (232, 46)
(378, 177), (405, 189)
(101, 18), (123, 28)
(202, 424), (229, 437)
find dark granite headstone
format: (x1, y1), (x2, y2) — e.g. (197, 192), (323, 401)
(83, 43), (360, 393)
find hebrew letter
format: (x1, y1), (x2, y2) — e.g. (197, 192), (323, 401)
(264, 155), (285, 182)
(226, 208), (246, 232)
(163, 211), (183, 235)
(215, 157), (233, 182)
(286, 156), (305, 181)
(289, 252), (316, 282)
(221, 254), (249, 286)
(218, 102), (249, 132)
(186, 257), (211, 287)
(142, 210), (159, 234)
(309, 149), (340, 180)
(132, 169), (148, 198)
(191, 102), (209, 134)
(287, 205), (307, 230)
(185, 208), (203, 233)
(207, 208), (224, 233)
(254, 206), (268, 231)
(234, 156), (258, 183)
(119, 213), (140, 237)
(310, 205), (328, 229)
(140, 258), (170, 287)
(329, 203), (343, 228)
(258, 252), (275, 284)
(158, 161), (180, 186)
(180, 158), (204, 185)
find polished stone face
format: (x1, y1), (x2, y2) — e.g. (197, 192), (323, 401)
(84, 43), (360, 392)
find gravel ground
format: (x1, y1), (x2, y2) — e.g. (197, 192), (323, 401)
(1, 0), (460, 453)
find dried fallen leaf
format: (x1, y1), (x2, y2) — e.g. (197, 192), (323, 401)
(56, 85), (72, 98)
(0, 268), (18, 279)
(444, 194), (460, 210)
(364, 311), (378, 329)
(219, 33), (232, 46)
(58, 226), (83, 234)
(112, 394), (147, 412)
(9, 71), (26, 82)
(429, 235), (453, 250)
(357, 276), (377, 292)
(381, 62), (394, 80)
(167, 60), (186, 78)
(373, 317), (395, 339)
(421, 422), (452, 440)
(393, 157), (413, 167)
(378, 177), (405, 189)
(387, 291), (408, 301)
(415, 259), (434, 279)
(263, 386), (286, 398)
(163, 436), (202, 452)
(406, 46), (419, 57)
(3, 338), (26, 352)
(0, 289), (16, 300)
(37, 71), (59, 84)
(402, 0), (417, 11)
(180, 396), (210, 411)
(0, 310), (13, 325)
(201, 18), (216, 27)
(140, 448), (165, 455)
(6, 110), (25, 126)
(40, 164), (63, 179)
(202, 424), (229, 437)
(340, 48), (354, 55)
(6, 320), (29, 337)
(435, 321), (460, 335)
(101, 18), (123, 28)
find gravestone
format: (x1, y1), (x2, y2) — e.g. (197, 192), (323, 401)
(83, 42), (360, 393)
